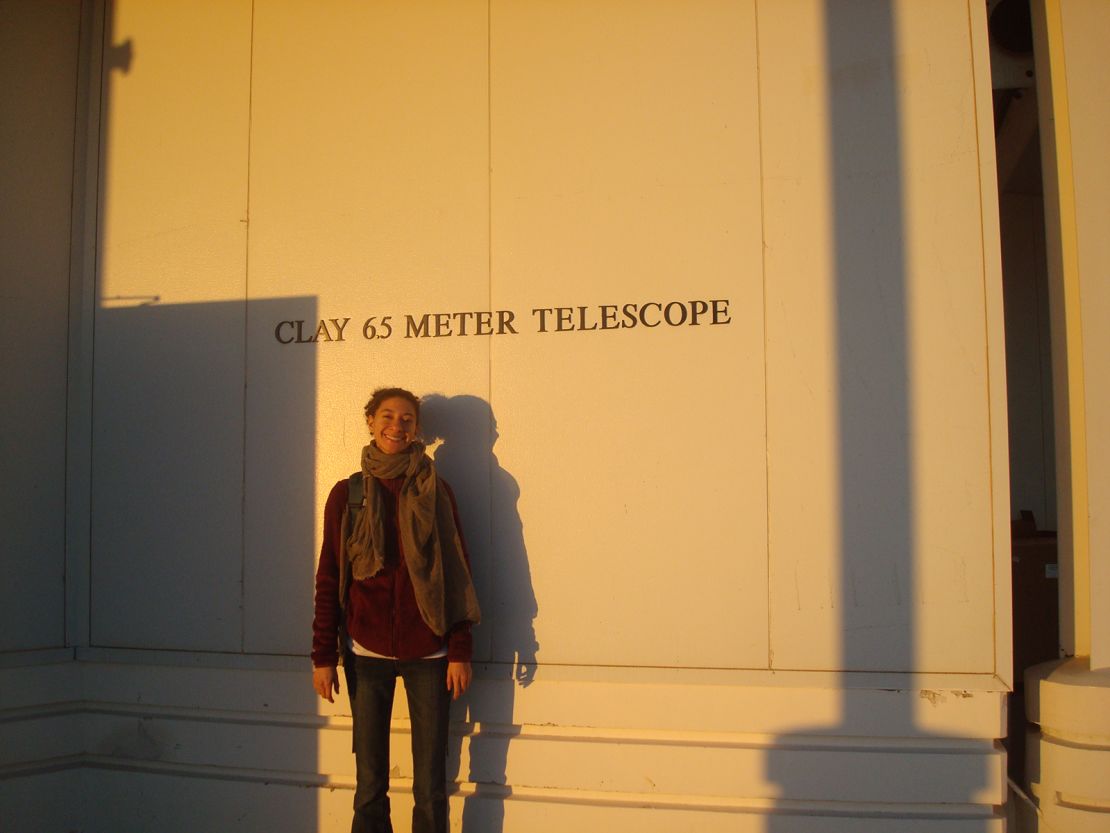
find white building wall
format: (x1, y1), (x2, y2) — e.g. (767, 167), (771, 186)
(2, 1), (1013, 831)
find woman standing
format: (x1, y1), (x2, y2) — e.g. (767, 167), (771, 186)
(312, 387), (481, 833)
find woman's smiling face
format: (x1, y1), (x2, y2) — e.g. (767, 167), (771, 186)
(368, 396), (419, 454)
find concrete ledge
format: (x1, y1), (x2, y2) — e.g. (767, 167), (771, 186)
(1024, 657), (1110, 831)
(1026, 657), (1110, 735)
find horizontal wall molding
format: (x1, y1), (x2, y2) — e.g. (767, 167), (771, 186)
(0, 648), (74, 670)
(0, 655), (1007, 827)
(0, 752), (1003, 820)
(57, 653), (1008, 741)
(74, 645), (1011, 689)
(1, 698), (1003, 751)
(1, 701), (1005, 803)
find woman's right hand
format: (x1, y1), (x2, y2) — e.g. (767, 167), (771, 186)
(313, 665), (340, 702)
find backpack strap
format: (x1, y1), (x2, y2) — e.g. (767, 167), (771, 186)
(336, 471), (365, 643)
(346, 471), (364, 537)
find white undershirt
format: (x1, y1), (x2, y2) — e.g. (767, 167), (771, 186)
(349, 637), (447, 660)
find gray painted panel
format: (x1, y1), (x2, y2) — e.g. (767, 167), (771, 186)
(91, 301), (245, 650)
(242, 297), (317, 655)
(0, 1), (81, 652)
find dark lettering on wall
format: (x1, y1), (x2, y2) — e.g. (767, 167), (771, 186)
(273, 318), (352, 344)
(273, 299), (731, 345)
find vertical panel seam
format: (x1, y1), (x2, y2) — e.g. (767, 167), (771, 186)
(62, 1), (82, 649)
(87, 0), (110, 649)
(753, 0), (773, 671)
(240, 0), (257, 654)
(964, 0), (1000, 679)
(486, 0), (495, 663)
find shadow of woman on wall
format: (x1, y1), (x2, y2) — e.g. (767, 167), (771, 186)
(420, 394), (538, 833)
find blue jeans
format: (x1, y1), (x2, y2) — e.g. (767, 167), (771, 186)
(346, 656), (451, 833)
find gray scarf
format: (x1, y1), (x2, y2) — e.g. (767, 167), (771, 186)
(344, 441), (481, 636)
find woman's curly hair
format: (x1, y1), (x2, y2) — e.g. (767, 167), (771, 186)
(364, 387), (421, 423)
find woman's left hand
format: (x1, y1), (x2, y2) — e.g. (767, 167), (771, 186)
(446, 661), (472, 700)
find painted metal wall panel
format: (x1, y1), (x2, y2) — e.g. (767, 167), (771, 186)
(488, 0), (767, 668)
(90, 0), (253, 650)
(0, 0), (81, 652)
(761, 0), (998, 672)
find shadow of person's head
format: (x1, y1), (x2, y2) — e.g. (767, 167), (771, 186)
(421, 393), (497, 454)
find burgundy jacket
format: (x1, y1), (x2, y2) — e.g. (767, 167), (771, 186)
(311, 476), (474, 667)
